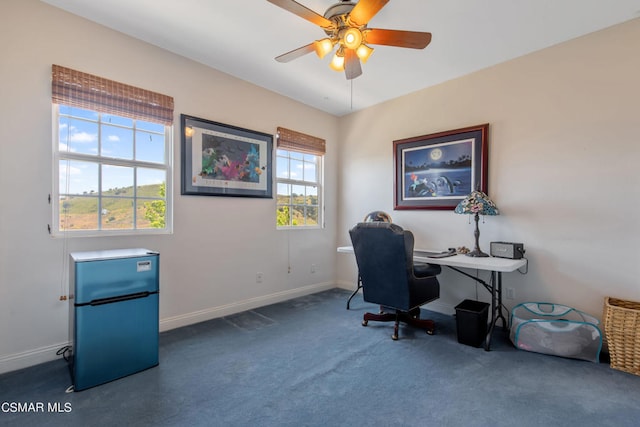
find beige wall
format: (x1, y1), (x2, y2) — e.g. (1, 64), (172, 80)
(337, 18), (640, 323)
(0, 0), (338, 372)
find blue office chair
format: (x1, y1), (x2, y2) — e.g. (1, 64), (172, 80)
(349, 222), (441, 340)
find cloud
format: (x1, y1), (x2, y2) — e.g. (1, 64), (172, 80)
(59, 163), (83, 176)
(107, 135), (120, 142)
(69, 131), (97, 143)
(58, 143), (73, 152)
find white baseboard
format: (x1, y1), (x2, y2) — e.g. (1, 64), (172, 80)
(335, 279), (357, 290)
(0, 342), (69, 375)
(0, 282), (335, 375)
(427, 300), (456, 315)
(159, 281), (335, 332)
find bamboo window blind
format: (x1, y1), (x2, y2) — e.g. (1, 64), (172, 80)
(276, 127), (325, 155)
(52, 64), (174, 125)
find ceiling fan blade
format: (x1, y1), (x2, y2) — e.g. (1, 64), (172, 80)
(366, 29), (432, 49)
(349, 0), (389, 26)
(275, 43), (316, 63)
(267, 0), (334, 28)
(344, 48), (362, 80)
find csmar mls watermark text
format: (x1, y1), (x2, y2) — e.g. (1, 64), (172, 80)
(2, 402), (72, 413)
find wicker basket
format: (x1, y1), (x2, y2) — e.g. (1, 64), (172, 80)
(603, 297), (640, 375)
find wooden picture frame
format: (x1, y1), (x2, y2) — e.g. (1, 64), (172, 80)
(394, 124), (489, 210)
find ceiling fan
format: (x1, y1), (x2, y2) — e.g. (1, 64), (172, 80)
(267, 0), (432, 80)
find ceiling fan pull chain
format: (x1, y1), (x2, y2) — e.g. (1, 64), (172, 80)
(350, 79), (353, 110)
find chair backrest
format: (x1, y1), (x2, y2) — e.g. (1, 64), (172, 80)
(349, 222), (416, 310)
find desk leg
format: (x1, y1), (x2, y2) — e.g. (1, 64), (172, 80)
(346, 274), (362, 310)
(484, 271), (507, 351)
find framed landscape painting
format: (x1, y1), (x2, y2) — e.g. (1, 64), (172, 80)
(394, 124), (489, 210)
(181, 114), (273, 198)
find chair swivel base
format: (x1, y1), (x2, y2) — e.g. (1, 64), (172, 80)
(362, 309), (435, 340)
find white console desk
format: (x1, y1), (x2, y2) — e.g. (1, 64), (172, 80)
(337, 246), (527, 350)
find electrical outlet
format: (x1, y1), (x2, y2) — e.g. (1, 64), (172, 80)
(256, 272), (264, 283)
(310, 264), (317, 273)
(506, 287), (515, 300)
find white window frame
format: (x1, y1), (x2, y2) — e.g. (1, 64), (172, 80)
(276, 149), (324, 229)
(51, 104), (173, 237)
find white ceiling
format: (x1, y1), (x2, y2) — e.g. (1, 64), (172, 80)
(41, 0), (640, 116)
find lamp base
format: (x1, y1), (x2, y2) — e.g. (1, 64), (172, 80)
(466, 249), (489, 257)
(467, 213), (490, 257)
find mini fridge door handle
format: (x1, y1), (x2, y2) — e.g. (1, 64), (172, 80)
(76, 291), (158, 307)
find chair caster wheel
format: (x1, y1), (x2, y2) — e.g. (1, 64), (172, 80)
(392, 334), (398, 340)
(362, 320), (368, 326)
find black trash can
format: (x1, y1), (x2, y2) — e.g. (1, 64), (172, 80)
(455, 299), (490, 348)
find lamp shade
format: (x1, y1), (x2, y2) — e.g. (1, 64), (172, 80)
(454, 190), (499, 216)
(343, 27), (363, 50)
(355, 44), (374, 63)
(329, 50), (345, 71)
(314, 38), (334, 59)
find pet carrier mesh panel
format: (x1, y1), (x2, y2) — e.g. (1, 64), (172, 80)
(510, 302), (602, 362)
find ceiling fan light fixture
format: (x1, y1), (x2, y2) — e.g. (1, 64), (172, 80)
(355, 43), (373, 63)
(329, 49), (345, 72)
(343, 27), (363, 50)
(314, 38), (334, 59)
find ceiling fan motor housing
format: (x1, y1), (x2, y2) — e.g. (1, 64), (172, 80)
(323, 1), (366, 42)
(323, 1), (356, 20)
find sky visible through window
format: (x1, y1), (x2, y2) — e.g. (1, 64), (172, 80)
(58, 106), (166, 195)
(276, 149), (320, 227)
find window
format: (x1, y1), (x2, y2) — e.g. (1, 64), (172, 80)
(51, 65), (173, 236)
(275, 127), (325, 228)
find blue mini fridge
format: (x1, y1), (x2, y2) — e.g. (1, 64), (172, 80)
(69, 248), (159, 391)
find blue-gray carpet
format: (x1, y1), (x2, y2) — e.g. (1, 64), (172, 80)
(1, 289), (639, 426)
